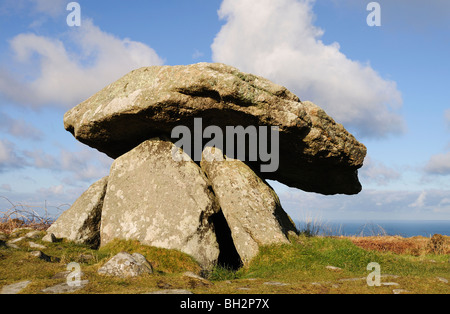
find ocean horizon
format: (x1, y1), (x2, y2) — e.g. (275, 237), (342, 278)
(294, 219), (450, 238)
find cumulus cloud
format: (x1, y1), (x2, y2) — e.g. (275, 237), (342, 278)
(59, 148), (112, 182)
(0, 112), (43, 140)
(23, 146), (112, 183)
(423, 109), (450, 176)
(359, 157), (401, 186)
(0, 139), (28, 172)
(211, 0), (404, 138)
(1, 184), (12, 192)
(0, 19), (164, 108)
(0, 142), (111, 184)
(37, 184), (65, 197)
(409, 191), (426, 208)
(425, 152), (450, 175)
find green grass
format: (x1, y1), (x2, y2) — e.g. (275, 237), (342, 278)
(1, 233), (449, 294)
(243, 235), (449, 280)
(98, 239), (201, 274)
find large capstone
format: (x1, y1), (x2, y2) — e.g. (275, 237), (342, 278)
(64, 63), (366, 195)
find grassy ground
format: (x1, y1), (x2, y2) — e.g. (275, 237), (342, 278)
(1, 227), (449, 294)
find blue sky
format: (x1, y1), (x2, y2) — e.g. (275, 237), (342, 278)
(0, 0), (449, 222)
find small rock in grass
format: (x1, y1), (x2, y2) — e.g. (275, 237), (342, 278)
(263, 281), (289, 286)
(392, 289), (409, 294)
(97, 252), (153, 278)
(25, 231), (41, 239)
(11, 228), (33, 236)
(8, 237), (25, 244)
(5, 243), (20, 249)
(0, 281), (32, 294)
(28, 242), (47, 249)
(30, 250), (58, 262)
(326, 265), (343, 272)
(381, 282), (400, 286)
(42, 233), (57, 243)
(41, 280), (89, 294)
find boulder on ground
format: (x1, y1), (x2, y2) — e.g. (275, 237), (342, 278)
(97, 252), (153, 278)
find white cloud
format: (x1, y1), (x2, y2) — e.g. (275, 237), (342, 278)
(37, 184), (64, 197)
(0, 139), (27, 172)
(425, 152), (450, 175)
(0, 112), (43, 140)
(23, 146), (112, 183)
(359, 157), (401, 186)
(211, 0), (404, 138)
(24, 149), (59, 169)
(279, 187), (450, 221)
(409, 191), (426, 208)
(59, 148), (112, 182)
(1, 184), (12, 192)
(0, 19), (164, 108)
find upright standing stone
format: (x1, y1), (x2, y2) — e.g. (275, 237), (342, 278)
(201, 147), (298, 265)
(100, 138), (220, 269)
(46, 176), (108, 248)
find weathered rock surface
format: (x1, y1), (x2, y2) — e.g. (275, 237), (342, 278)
(97, 252), (153, 278)
(0, 281), (32, 294)
(46, 176), (108, 248)
(41, 280), (89, 294)
(28, 242), (46, 249)
(25, 231), (41, 239)
(29, 250), (55, 262)
(64, 62), (366, 195)
(100, 138), (221, 269)
(201, 147), (297, 265)
(42, 232), (56, 243)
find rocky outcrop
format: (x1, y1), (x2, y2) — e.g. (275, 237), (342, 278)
(64, 62), (366, 195)
(201, 147), (297, 265)
(46, 176), (108, 248)
(100, 138), (221, 269)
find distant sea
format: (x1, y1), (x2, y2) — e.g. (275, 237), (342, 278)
(294, 220), (450, 238)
